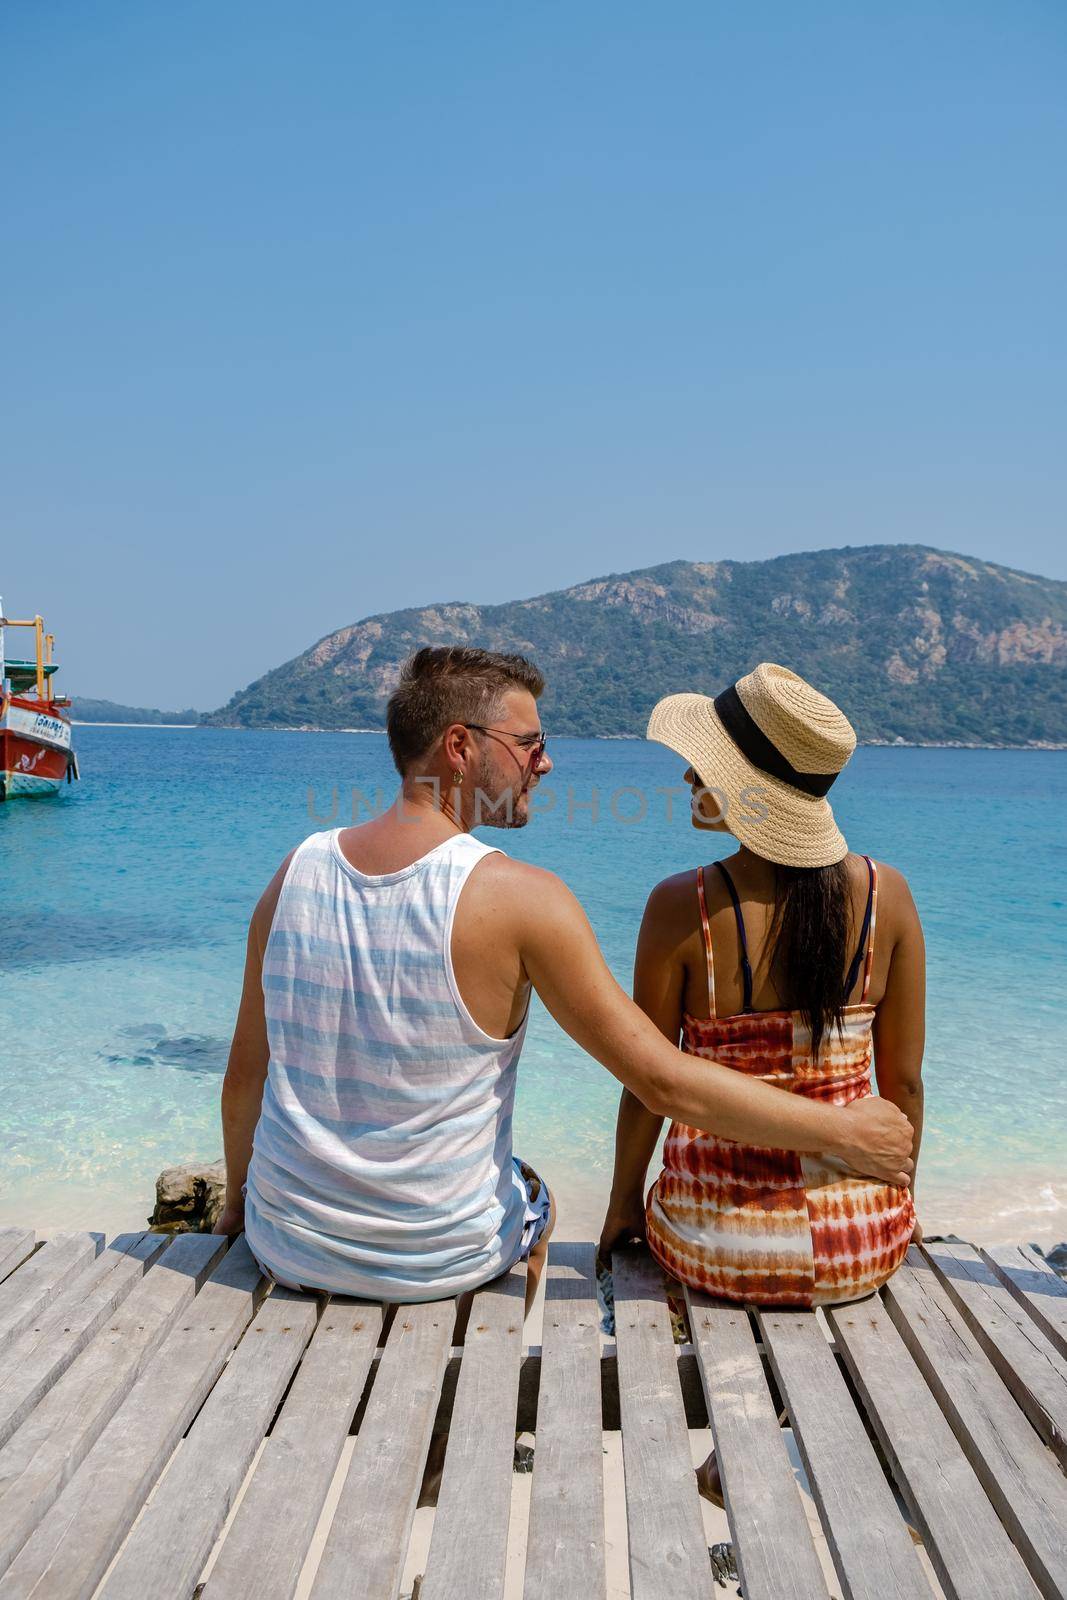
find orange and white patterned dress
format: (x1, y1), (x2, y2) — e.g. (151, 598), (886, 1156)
(645, 857), (914, 1307)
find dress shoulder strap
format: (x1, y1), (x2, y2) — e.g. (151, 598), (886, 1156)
(861, 858), (879, 1001)
(714, 861), (754, 1014)
(695, 867), (717, 1020)
(843, 855), (878, 1002)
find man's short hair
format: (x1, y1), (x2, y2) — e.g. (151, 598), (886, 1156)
(386, 646), (545, 774)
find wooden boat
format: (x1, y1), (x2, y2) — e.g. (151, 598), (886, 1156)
(0, 597), (79, 799)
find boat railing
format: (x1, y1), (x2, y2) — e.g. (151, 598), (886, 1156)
(0, 597), (57, 702)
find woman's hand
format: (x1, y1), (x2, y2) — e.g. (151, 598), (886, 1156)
(598, 1195), (648, 1261)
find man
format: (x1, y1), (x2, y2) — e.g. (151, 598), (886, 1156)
(217, 646), (912, 1310)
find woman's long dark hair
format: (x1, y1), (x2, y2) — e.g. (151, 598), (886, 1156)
(767, 861), (852, 1060)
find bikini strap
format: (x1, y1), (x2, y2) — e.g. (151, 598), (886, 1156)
(844, 855), (877, 1002)
(695, 866), (717, 1020)
(714, 861), (754, 1014)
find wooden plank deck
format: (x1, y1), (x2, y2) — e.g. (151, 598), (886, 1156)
(982, 1243), (1067, 1362)
(0, 1232), (168, 1452)
(0, 1229), (1062, 1599)
(685, 1290), (829, 1600)
(612, 1251), (714, 1600)
(0, 1232), (227, 1580)
(0, 1234), (103, 1356)
(0, 1236), (35, 1288)
(757, 1302), (932, 1600)
(923, 1239), (1067, 1468)
(522, 1244), (606, 1600)
(199, 1297), (384, 1600)
(310, 1294), (456, 1600)
(418, 1266), (526, 1600)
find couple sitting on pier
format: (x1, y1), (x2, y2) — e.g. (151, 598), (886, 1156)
(218, 643), (922, 1354)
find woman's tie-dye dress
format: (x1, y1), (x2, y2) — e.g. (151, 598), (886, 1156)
(645, 857), (914, 1307)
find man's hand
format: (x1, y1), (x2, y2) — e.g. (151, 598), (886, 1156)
(213, 1203), (245, 1237)
(830, 1097), (915, 1186)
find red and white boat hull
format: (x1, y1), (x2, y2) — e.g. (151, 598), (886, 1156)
(0, 697), (76, 798)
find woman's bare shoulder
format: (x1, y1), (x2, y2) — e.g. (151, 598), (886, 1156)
(859, 855), (921, 936)
(636, 871), (703, 968)
(642, 868), (700, 924)
(861, 855), (913, 897)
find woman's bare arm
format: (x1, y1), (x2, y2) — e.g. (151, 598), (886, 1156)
(600, 883), (682, 1253)
(871, 865), (926, 1201)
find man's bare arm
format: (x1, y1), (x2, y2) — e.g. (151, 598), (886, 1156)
(216, 852), (294, 1232)
(517, 867), (914, 1185)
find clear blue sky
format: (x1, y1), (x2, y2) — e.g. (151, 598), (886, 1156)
(3, 1), (1065, 709)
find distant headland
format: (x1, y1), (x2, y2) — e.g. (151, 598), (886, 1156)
(196, 544), (1067, 747)
(71, 697), (202, 726)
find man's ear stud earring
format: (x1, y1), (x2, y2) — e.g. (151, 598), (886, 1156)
(452, 770), (463, 786)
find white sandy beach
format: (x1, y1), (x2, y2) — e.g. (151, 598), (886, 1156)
(6, 1158), (1065, 1254)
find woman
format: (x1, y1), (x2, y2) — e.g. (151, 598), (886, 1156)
(600, 663), (924, 1316)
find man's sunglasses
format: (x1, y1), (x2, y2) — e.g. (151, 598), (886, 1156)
(462, 723), (548, 764)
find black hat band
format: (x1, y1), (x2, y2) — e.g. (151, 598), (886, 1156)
(713, 684), (838, 799)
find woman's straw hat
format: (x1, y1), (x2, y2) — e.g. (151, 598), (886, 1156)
(646, 663), (857, 867)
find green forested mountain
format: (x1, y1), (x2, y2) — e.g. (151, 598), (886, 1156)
(205, 545), (1067, 745)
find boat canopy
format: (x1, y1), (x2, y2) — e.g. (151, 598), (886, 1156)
(5, 660), (59, 695)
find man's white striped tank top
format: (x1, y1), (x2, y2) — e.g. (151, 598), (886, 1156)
(243, 827), (529, 1301)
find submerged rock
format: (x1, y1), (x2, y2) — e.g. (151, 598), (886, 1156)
(149, 1159), (226, 1233)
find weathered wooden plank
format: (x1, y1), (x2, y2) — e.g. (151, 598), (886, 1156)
(0, 1234), (102, 1354)
(982, 1243), (1067, 1361)
(200, 1296), (383, 1600)
(0, 1236), (264, 1600)
(611, 1249), (714, 1600)
(757, 1305), (929, 1600)
(0, 1233), (148, 1378)
(924, 1239), (1067, 1467)
(686, 1292), (829, 1600)
(827, 1291), (1041, 1600)
(0, 1234), (35, 1286)
(310, 1296), (456, 1600)
(98, 1287), (319, 1600)
(0, 1232), (228, 1581)
(420, 1266), (527, 1600)
(0, 1233), (169, 1450)
(884, 1249), (1067, 1600)
(522, 1244), (606, 1600)
(488, 1344), (706, 1433)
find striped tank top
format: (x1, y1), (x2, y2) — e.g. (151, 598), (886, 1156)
(244, 827), (530, 1301)
(646, 857), (914, 1307)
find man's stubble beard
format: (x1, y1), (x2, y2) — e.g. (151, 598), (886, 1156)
(474, 754), (530, 830)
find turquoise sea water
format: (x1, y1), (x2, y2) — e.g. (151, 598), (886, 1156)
(1, 727), (1064, 1244)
